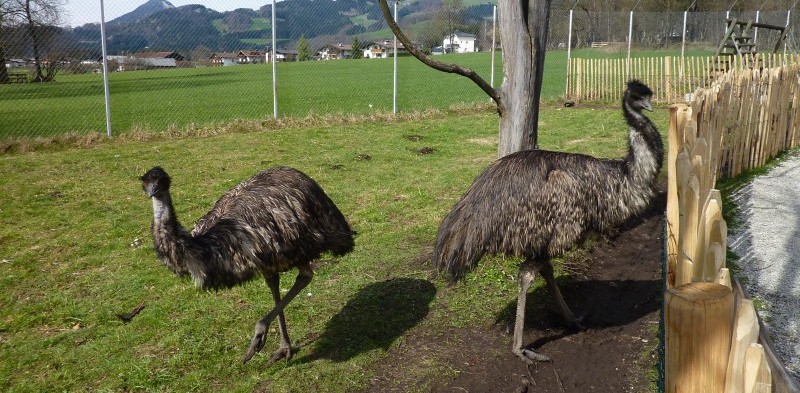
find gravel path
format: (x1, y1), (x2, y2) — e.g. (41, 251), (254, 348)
(728, 151), (800, 380)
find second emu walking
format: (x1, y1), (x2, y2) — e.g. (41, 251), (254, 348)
(141, 166), (355, 364)
(433, 80), (662, 364)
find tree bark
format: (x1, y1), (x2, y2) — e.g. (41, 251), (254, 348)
(497, 0), (551, 155)
(23, 0), (44, 82)
(379, 0), (552, 158)
(0, 4), (10, 84)
(0, 42), (9, 84)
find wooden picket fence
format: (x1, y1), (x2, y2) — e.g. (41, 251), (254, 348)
(666, 57), (800, 392)
(567, 54), (800, 104)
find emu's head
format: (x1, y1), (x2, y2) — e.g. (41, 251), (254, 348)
(141, 166), (171, 198)
(624, 80), (653, 113)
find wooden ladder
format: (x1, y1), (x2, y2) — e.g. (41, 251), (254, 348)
(711, 18), (791, 76)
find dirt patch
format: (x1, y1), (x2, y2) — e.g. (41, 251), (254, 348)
(364, 190), (665, 392)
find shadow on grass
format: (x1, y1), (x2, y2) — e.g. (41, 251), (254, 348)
(494, 278), (661, 348)
(302, 277), (436, 363)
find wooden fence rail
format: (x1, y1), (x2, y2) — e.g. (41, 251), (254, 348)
(666, 58), (800, 392)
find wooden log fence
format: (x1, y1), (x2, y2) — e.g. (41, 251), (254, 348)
(666, 55), (800, 392)
(567, 54), (799, 105)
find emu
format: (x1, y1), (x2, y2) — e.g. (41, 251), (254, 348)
(140, 166), (354, 364)
(433, 80), (662, 364)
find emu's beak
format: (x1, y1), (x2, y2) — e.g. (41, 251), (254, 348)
(143, 183), (158, 198)
(643, 99), (653, 112)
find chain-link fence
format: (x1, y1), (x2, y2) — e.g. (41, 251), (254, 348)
(1, 1), (798, 139)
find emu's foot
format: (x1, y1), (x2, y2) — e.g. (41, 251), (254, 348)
(268, 345), (295, 364)
(566, 316), (588, 332)
(513, 348), (551, 365)
(243, 323), (269, 364)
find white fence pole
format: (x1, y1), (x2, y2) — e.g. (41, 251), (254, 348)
(566, 8), (573, 97)
(754, 10), (761, 51)
(681, 11), (687, 78)
(627, 10), (633, 78)
(272, 0), (278, 119)
(681, 1), (697, 80)
(100, 0), (112, 137)
(490, 5), (496, 88)
(785, 2), (797, 57)
(393, 1), (398, 114)
(627, 0), (642, 79)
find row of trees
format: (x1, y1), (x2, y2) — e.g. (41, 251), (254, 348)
(0, 0), (64, 83)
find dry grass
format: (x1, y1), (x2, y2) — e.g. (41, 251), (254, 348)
(0, 102), (497, 155)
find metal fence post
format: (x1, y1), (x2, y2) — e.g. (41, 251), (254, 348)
(566, 1), (579, 98)
(626, 0), (642, 80)
(100, 0), (112, 137)
(393, 1), (398, 114)
(491, 5), (496, 89)
(681, 1), (697, 80)
(272, 0), (278, 119)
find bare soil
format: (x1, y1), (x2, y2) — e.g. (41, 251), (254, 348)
(364, 190), (666, 393)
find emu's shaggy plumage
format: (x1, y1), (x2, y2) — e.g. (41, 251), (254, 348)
(141, 166), (354, 363)
(433, 80), (662, 363)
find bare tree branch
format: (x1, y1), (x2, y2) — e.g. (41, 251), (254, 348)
(377, 0), (502, 112)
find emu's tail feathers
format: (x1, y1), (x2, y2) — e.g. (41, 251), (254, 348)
(432, 203), (486, 282)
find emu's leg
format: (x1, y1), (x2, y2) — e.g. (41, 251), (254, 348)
(512, 260), (550, 364)
(539, 260), (585, 330)
(243, 264), (313, 364)
(264, 273), (295, 363)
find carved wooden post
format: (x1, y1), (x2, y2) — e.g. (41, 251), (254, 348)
(666, 282), (734, 392)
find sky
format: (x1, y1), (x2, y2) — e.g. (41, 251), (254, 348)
(62, 1), (272, 27)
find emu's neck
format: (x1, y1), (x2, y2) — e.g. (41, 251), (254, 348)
(613, 103), (663, 223)
(150, 193), (194, 277)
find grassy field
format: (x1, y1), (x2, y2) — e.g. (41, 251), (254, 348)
(0, 48), (710, 139)
(0, 104), (669, 392)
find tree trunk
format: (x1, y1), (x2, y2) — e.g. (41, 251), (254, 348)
(23, 0), (44, 82)
(378, 0), (551, 158)
(0, 11), (8, 84)
(497, 0), (551, 156)
(0, 43), (9, 84)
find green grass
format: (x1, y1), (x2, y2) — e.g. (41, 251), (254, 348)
(350, 14), (378, 28)
(212, 19), (226, 33)
(240, 39), (271, 45)
(0, 105), (669, 392)
(249, 18), (270, 31)
(0, 48), (701, 140)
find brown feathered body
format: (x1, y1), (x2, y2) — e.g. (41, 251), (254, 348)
(144, 166), (354, 290)
(434, 80), (662, 280)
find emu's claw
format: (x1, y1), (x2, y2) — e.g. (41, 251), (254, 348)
(268, 345), (294, 364)
(568, 316), (588, 332)
(243, 327), (267, 364)
(514, 348), (551, 365)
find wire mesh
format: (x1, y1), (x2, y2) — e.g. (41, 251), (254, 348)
(0, 1), (797, 139)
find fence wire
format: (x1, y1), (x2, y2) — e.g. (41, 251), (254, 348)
(0, 1), (797, 139)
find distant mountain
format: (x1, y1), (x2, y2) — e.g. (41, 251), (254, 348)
(110, 0), (176, 25)
(55, 0), (493, 59)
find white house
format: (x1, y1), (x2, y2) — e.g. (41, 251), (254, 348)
(265, 49), (298, 62)
(443, 31), (478, 53)
(210, 50), (266, 66)
(6, 58), (26, 68)
(318, 43), (354, 60)
(104, 55), (177, 71)
(363, 40), (406, 59)
(210, 52), (239, 66)
(238, 50), (265, 64)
